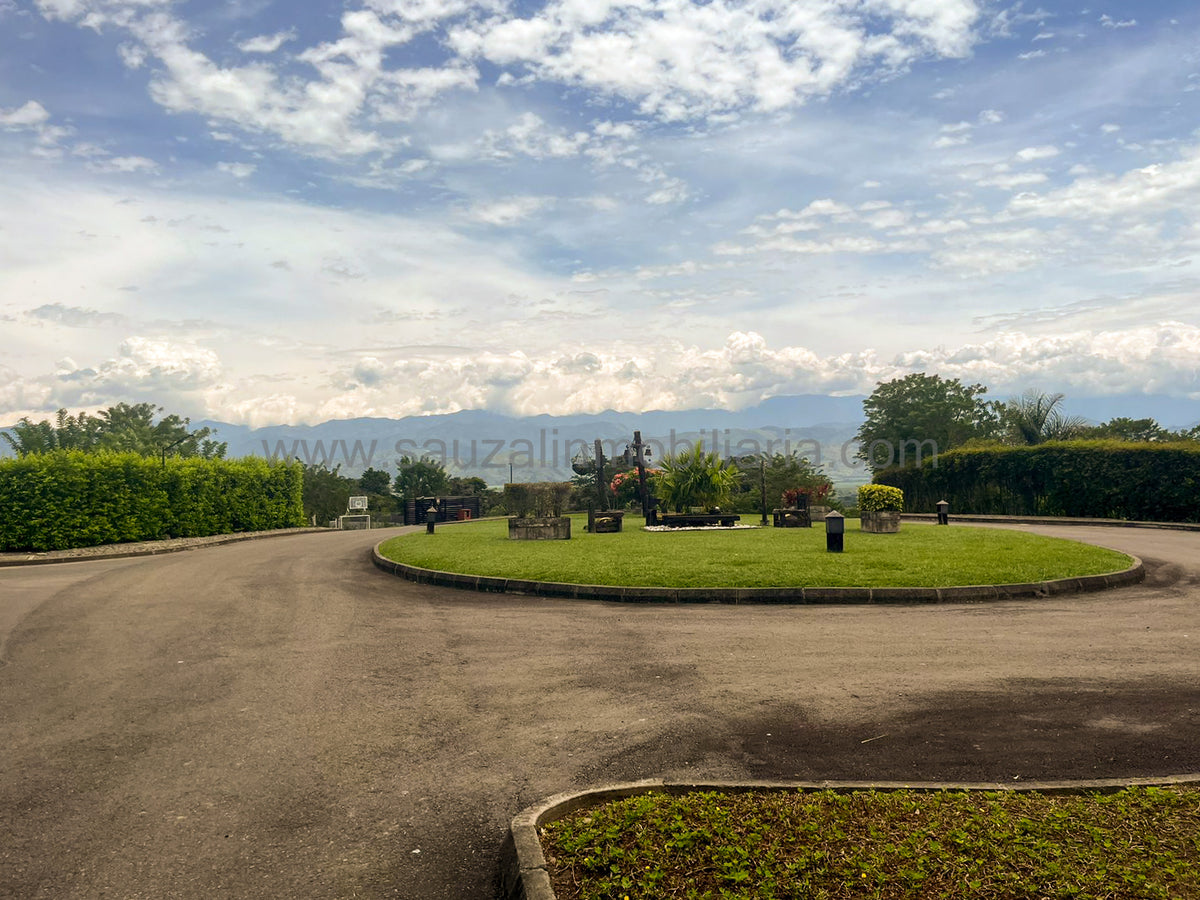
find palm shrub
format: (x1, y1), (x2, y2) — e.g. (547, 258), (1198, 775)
(655, 441), (741, 512)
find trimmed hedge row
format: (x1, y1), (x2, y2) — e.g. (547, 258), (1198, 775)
(875, 441), (1200, 522)
(0, 452), (304, 551)
(503, 482), (573, 517)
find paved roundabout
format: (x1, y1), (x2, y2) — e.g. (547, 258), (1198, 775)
(1, 522), (1198, 898)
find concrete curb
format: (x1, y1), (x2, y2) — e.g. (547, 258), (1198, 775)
(0, 527), (334, 568)
(371, 543), (1145, 604)
(502, 774), (1200, 900)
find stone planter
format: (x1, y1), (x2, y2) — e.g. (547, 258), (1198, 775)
(808, 505), (831, 522)
(508, 516), (571, 541)
(772, 508), (811, 528)
(590, 511), (624, 533)
(860, 510), (901, 533)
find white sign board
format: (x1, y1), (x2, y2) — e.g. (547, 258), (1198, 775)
(348, 495), (369, 510)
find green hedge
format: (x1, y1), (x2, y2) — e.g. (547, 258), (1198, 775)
(503, 482), (573, 517)
(875, 441), (1200, 522)
(0, 452), (304, 551)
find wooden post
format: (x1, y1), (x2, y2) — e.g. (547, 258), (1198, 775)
(759, 455), (768, 525)
(594, 439), (609, 511)
(633, 430), (650, 520)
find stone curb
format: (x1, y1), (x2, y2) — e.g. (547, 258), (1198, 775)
(0, 527), (334, 568)
(902, 513), (1200, 531)
(371, 544), (1145, 604)
(501, 774), (1200, 900)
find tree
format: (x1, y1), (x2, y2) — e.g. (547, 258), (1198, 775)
(447, 475), (489, 496)
(2, 403), (225, 459)
(359, 467), (392, 495)
(394, 455), (450, 501)
(1079, 416), (1168, 443)
(857, 374), (1001, 472)
(1002, 391), (1088, 445)
(654, 441), (741, 512)
(301, 463), (355, 524)
(729, 452), (834, 513)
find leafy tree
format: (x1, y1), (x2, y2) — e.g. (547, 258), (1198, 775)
(359, 467), (392, 495)
(655, 441), (741, 512)
(729, 452), (834, 513)
(394, 455), (450, 501)
(857, 373), (1001, 472)
(301, 463), (356, 524)
(447, 475), (489, 496)
(1079, 416), (1169, 443)
(2, 403), (225, 459)
(1002, 391), (1088, 445)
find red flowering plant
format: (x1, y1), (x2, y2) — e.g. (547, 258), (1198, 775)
(782, 483), (833, 508)
(610, 469), (661, 509)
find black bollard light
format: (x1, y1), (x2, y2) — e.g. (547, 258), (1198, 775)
(936, 499), (950, 526)
(825, 510), (845, 553)
(426, 503), (438, 534)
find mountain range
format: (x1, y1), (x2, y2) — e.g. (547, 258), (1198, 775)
(5, 393), (1198, 487)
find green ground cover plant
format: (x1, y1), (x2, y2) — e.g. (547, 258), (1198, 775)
(377, 518), (1130, 588)
(544, 787), (1200, 900)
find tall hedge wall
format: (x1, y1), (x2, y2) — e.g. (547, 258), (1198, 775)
(875, 441), (1200, 523)
(0, 452), (305, 551)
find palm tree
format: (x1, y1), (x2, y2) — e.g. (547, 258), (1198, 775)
(1004, 391), (1088, 445)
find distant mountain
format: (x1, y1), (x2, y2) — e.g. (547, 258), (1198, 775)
(7, 393), (1198, 486)
(195, 394), (870, 486)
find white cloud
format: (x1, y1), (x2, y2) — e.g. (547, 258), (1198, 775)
(464, 195), (551, 226)
(1099, 15), (1136, 29)
(86, 155), (159, 173)
(0, 100), (51, 128)
(4, 336), (224, 416)
(449, 0), (983, 121)
(1010, 144), (1200, 219)
(237, 29), (296, 54)
(216, 161), (256, 178)
(933, 121), (973, 148)
(976, 171), (1049, 189)
(1015, 145), (1059, 162)
(475, 112), (591, 160)
(0, 99), (72, 152)
(223, 323), (1200, 421)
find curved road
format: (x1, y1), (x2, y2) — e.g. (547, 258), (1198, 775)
(1, 524), (1198, 898)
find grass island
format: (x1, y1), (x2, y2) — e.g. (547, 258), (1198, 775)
(376, 516), (1131, 590)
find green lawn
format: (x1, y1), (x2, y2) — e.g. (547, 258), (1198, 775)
(543, 787), (1200, 900)
(376, 516), (1131, 588)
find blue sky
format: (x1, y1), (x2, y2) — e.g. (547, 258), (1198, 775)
(2, 0), (1200, 426)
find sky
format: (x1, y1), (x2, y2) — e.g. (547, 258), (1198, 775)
(3, 0), (1200, 427)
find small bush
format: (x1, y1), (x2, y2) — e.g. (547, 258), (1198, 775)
(858, 484), (904, 512)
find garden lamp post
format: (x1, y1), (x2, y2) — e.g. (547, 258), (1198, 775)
(160, 430), (201, 467)
(825, 510), (845, 553)
(936, 499), (950, 526)
(426, 501), (438, 534)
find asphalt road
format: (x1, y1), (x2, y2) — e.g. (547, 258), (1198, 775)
(1, 524), (1198, 899)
